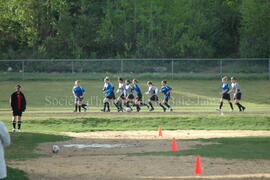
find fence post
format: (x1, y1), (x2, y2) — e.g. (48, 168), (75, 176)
(121, 59), (124, 74)
(268, 59), (270, 80)
(71, 60), (74, 74)
(22, 60), (25, 81)
(219, 59), (223, 77)
(171, 60), (174, 80)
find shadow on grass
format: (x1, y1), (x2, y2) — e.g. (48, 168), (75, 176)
(6, 167), (29, 180)
(128, 137), (270, 160)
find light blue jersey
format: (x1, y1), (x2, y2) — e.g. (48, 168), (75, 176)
(104, 82), (114, 95)
(133, 84), (142, 96)
(72, 86), (85, 97)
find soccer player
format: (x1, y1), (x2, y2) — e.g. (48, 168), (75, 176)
(124, 79), (135, 111)
(132, 79), (149, 112)
(216, 76), (234, 112)
(102, 77), (119, 112)
(10, 85), (26, 132)
(230, 77), (246, 112)
(72, 80), (88, 112)
(145, 81), (166, 112)
(116, 77), (126, 112)
(160, 80), (174, 112)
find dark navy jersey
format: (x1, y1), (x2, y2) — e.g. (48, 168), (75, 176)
(104, 82), (114, 95)
(72, 86), (85, 97)
(133, 84), (142, 96)
(221, 83), (230, 95)
(161, 86), (172, 97)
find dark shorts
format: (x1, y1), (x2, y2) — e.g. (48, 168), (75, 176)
(234, 92), (242, 100)
(127, 94), (134, 100)
(136, 94), (143, 101)
(150, 95), (159, 101)
(119, 93), (126, 100)
(75, 97), (83, 101)
(13, 110), (23, 116)
(106, 93), (116, 100)
(222, 93), (231, 100)
(164, 95), (170, 102)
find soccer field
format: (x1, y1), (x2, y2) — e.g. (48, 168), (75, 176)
(1, 80), (270, 180)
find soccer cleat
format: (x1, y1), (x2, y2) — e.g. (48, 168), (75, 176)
(216, 108), (222, 112)
(100, 109), (105, 112)
(12, 128), (16, 132)
(241, 107), (246, 112)
(163, 108), (166, 112)
(149, 108), (154, 112)
(170, 108), (174, 112)
(229, 109), (234, 112)
(17, 129), (21, 132)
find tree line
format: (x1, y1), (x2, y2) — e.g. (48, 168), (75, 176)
(0, 0), (269, 59)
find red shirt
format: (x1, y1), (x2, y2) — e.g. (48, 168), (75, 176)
(17, 93), (21, 110)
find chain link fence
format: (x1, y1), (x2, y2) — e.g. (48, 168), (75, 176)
(0, 58), (269, 80)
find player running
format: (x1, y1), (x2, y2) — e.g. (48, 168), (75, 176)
(102, 77), (119, 112)
(10, 85), (26, 132)
(160, 80), (174, 112)
(132, 79), (149, 112)
(230, 77), (246, 112)
(115, 77), (126, 112)
(216, 76), (234, 112)
(124, 79), (135, 111)
(145, 81), (166, 112)
(72, 80), (88, 112)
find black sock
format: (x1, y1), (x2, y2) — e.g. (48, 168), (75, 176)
(149, 102), (153, 109)
(229, 102), (234, 110)
(164, 103), (171, 108)
(103, 103), (107, 111)
(18, 121), (22, 129)
(114, 102), (119, 110)
(106, 102), (110, 111)
(136, 104), (140, 112)
(236, 103), (241, 111)
(142, 103), (149, 108)
(79, 105), (81, 112)
(74, 104), (78, 112)
(12, 120), (16, 129)
(219, 102), (223, 109)
(82, 104), (87, 110)
(119, 101), (123, 110)
(159, 103), (166, 110)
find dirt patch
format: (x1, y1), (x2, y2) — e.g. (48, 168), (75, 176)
(8, 130), (270, 180)
(63, 130), (270, 140)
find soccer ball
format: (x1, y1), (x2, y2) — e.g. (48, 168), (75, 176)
(52, 145), (60, 153)
(126, 107), (132, 112)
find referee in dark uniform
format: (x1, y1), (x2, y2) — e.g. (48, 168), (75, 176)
(10, 85), (26, 132)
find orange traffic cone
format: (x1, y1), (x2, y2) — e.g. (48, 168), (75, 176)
(172, 138), (178, 152)
(158, 126), (163, 137)
(195, 155), (203, 174)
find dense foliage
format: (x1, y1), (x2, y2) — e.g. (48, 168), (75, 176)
(0, 0), (269, 59)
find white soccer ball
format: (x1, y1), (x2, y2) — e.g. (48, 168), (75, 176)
(52, 145), (60, 153)
(126, 107), (132, 112)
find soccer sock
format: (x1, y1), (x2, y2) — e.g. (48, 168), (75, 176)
(141, 103), (149, 108)
(229, 102), (234, 110)
(103, 103), (107, 111)
(18, 121), (22, 129)
(149, 102), (154, 109)
(106, 102), (110, 111)
(159, 103), (166, 110)
(164, 103), (171, 108)
(74, 104), (78, 112)
(12, 120), (16, 129)
(82, 104), (87, 110)
(235, 103), (242, 111)
(219, 102), (223, 109)
(119, 101), (123, 110)
(114, 102), (119, 110)
(78, 105), (81, 112)
(136, 104), (141, 112)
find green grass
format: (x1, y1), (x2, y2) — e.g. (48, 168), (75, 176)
(0, 72), (268, 81)
(128, 137), (270, 160)
(6, 133), (71, 160)
(6, 167), (29, 180)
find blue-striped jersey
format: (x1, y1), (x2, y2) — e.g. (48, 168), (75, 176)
(133, 84), (142, 96)
(72, 86), (85, 97)
(104, 82), (114, 95)
(221, 83), (230, 94)
(161, 86), (172, 97)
